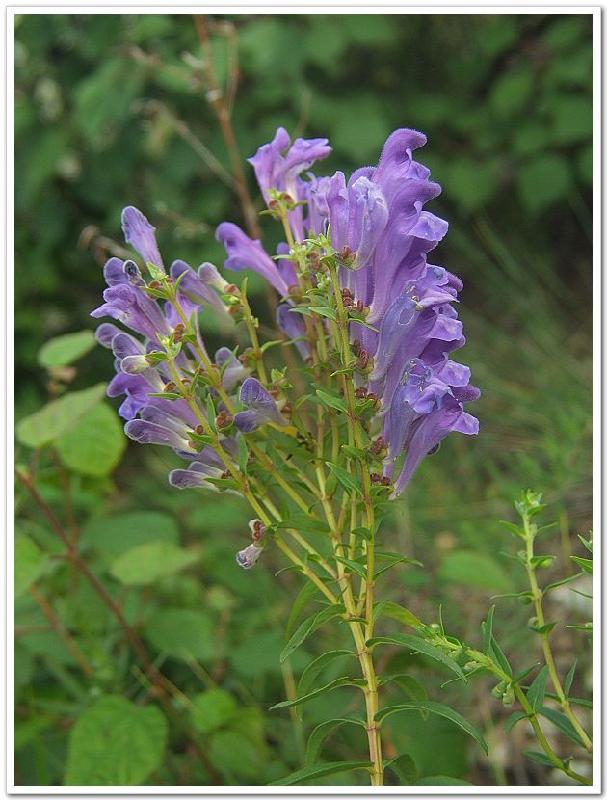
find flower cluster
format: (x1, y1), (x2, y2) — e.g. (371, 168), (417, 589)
(216, 127), (479, 495)
(92, 127), (479, 566)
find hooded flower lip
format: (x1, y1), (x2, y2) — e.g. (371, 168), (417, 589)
(248, 126), (332, 203)
(215, 222), (289, 297)
(234, 377), (286, 433)
(121, 206), (164, 271)
(169, 461), (224, 491)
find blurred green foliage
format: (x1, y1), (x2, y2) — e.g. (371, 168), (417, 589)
(14, 12), (592, 787)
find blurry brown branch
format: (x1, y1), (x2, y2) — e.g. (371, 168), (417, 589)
(193, 14), (261, 241)
(29, 583), (95, 677)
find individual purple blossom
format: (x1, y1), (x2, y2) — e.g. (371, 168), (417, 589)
(277, 304), (310, 361)
(215, 347), (249, 392)
(121, 206), (164, 271)
(234, 377), (286, 433)
(216, 222), (290, 297)
(169, 460), (225, 492)
(235, 543), (264, 569)
(248, 126), (331, 204)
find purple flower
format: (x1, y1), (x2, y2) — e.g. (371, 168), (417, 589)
(235, 543), (264, 569)
(169, 460), (225, 492)
(234, 377), (286, 433)
(216, 222), (289, 297)
(215, 347), (249, 392)
(121, 206), (164, 271)
(277, 304), (310, 360)
(248, 126), (331, 203)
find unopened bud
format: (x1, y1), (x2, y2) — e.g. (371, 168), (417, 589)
(249, 519), (266, 542)
(215, 411), (233, 430)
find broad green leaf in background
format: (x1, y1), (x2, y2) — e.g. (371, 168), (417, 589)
(38, 330), (96, 368)
(110, 541), (198, 586)
(55, 402), (126, 477)
(191, 688), (238, 735)
(65, 695), (167, 785)
(15, 534), (46, 597)
(144, 608), (214, 662)
(16, 384), (106, 448)
(438, 550), (512, 593)
(517, 154), (572, 215)
(81, 511), (179, 562)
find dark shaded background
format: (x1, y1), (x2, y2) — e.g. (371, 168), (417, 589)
(15, 13), (592, 787)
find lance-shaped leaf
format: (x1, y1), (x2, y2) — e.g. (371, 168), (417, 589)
(280, 604), (345, 663)
(297, 650), (355, 699)
(326, 462), (362, 496)
(271, 676), (367, 710)
(367, 633), (465, 681)
(373, 600), (422, 629)
(304, 717), (365, 765)
(270, 760), (373, 786)
(376, 700), (488, 754)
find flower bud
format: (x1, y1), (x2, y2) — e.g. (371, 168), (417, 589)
(249, 519), (266, 542)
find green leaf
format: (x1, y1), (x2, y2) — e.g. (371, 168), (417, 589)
(367, 634), (465, 681)
(517, 154), (572, 215)
(325, 462), (361, 496)
(539, 706), (586, 747)
(270, 760), (373, 786)
(315, 389), (347, 413)
(564, 659), (577, 696)
(309, 306), (337, 321)
(488, 635), (513, 677)
(65, 696), (167, 785)
(334, 555), (367, 579)
(438, 550), (511, 593)
(499, 520), (525, 540)
(271, 676), (366, 710)
(570, 555), (593, 574)
(380, 674), (428, 703)
(55, 403), (126, 477)
(144, 608), (214, 662)
(285, 582), (319, 640)
(191, 688), (238, 734)
(280, 604), (344, 663)
(373, 600), (422, 629)
(415, 776), (473, 786)
(16, 384), (106, 448)
(15, 534), (46, 597)
(110, 542), (198, 586)
(543, 572), (582, 594)
(384, 754), (417, 784)
(482, 605), (495, 654)
(376, 701), (488, 754)
(38, 330), (96, 368)
(526, 665), (548, 711)
(304, 717), (365, 764)
(81, 511), (179, 562)
(523, 750), (555, 768)
(297, 650), (355, 699)
(489, 69), (534, 118)
(504, 711), (528, 734)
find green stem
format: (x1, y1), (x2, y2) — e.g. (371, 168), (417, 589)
(522, 516), (592, 753)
